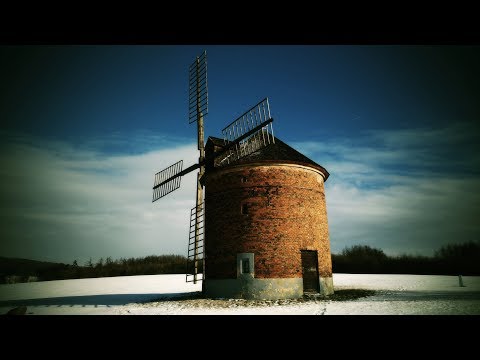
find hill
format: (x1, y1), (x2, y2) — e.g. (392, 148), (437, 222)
(0, 257), (66, 284)
(0, 254), (190, 283)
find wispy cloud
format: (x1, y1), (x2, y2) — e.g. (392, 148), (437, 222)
(293, 122), (480, 256)
(0, 132), (199, 264)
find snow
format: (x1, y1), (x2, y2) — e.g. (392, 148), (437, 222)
(1, 274), (479, 315)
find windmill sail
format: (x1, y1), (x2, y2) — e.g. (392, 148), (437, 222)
(188, 50), (208, 124)
(217, 98), (275, 166)
(152, 161), (202, 202)
(152, 160), (184, 202)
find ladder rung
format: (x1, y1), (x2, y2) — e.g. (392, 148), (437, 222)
(189, 239), (204, 245)
(189, 226), (204, 234)
(189, 235), (204, 243)
(189, 233), (204, 239)
(186, 201), (205, 283)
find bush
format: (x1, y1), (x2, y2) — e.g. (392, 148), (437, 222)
(333, 245), (387, 273)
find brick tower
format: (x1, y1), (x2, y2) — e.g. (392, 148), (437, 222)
(203, 137), (333, 299)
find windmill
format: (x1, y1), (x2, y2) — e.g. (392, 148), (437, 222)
(152, 51), (275, 284)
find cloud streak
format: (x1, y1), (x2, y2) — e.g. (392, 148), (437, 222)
(0, 132), (199, 264)
(293, 122), (480, 256)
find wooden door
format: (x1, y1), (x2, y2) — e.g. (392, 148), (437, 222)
(301, 250), (320, 293)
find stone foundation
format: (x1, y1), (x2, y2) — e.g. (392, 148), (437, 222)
(204, 276), (334, 300)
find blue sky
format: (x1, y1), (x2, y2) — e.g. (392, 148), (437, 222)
(1, 45), (479, 264)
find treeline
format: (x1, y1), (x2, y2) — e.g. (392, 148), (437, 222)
(3, 241), (479, 284)
(332, 241), (480, 275)
(38, 255), (191, 281)
(1, 255), (193, 283)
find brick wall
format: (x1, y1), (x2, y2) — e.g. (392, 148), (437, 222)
(204, 162), (332, 280)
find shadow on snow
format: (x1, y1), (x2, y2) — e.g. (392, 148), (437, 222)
(0, 291), (202, 307)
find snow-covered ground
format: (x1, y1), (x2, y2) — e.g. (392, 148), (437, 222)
(1, 273), (479, 315)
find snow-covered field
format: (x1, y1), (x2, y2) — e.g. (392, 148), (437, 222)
(1, 273), (479, 315)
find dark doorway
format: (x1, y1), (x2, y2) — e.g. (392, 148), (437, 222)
(301, 250), (320, 293)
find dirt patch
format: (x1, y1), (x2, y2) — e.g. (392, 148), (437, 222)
(142, 289), (376, 309)
(306, 289), (376, 301)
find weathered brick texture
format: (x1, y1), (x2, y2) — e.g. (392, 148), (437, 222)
(204, 162), (332, 280)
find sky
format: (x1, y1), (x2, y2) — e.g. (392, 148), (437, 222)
(0, 45), (479, 264)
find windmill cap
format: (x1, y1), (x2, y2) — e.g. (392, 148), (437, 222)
(206, 136), (329, 181)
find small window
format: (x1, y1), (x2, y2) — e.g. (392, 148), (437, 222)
(237, 253), (254, 278)
(241, 176), (248, 183)
(242, 259), (250, 274)
(241, 203), (249, 215)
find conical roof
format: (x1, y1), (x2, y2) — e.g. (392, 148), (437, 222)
(206, 136), (329, 181)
